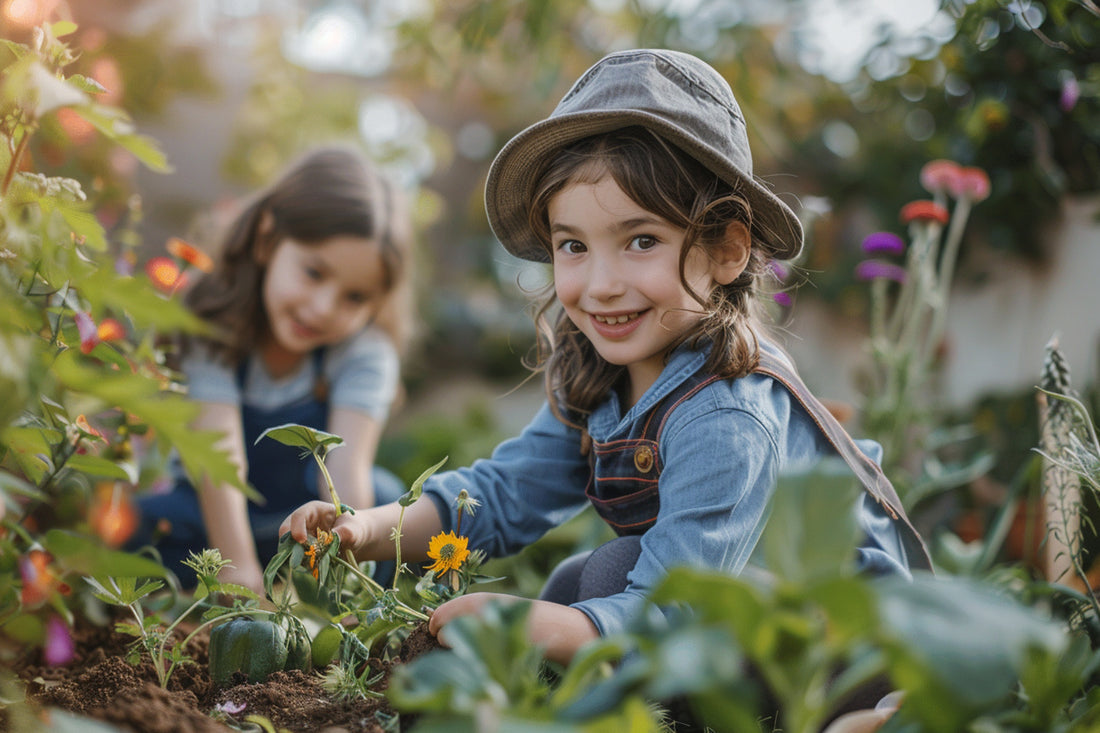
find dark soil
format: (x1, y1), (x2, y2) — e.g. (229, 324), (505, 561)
(2, 615), (442, 733)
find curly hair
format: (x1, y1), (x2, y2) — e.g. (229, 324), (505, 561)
(525, 127), (774, 427)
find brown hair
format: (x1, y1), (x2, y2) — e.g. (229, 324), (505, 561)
(183, 146), (414, 365)
(526, 127), (771, 426)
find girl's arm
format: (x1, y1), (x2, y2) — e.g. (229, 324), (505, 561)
(324, 407), (385, 508)
(192, 401), (265, 593)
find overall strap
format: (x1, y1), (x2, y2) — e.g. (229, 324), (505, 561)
(752, 351), (933, 570)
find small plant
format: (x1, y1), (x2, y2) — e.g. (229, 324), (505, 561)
(85, 548), (308, 689)
(259, 422), (496, 700)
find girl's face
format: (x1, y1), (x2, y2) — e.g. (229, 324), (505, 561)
(260, 235), (386, 372)
(550, 175), (730, 402)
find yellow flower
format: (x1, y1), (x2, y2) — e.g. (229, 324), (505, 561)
(303, 530), (335, 579)
(426, 531), (470, 574)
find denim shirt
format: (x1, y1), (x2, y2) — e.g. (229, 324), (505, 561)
(423, 340), (914, 637)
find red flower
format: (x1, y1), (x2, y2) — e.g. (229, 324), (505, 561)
(900, 200), (950, 226)
(166, 237), (214, 273)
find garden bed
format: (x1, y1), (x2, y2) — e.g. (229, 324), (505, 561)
(3, 615), (439, 733)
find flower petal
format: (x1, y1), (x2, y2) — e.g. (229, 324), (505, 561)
(861, 232), (906, 256)
(96, 317), (126, 342)
(74, 311), (99, 354)
(165, 237), (214, 273)
(855, 260), (908, 283)
(919, 159), (963, 196)
(44, 616), (75, 667)
(145, 256), (182, 294)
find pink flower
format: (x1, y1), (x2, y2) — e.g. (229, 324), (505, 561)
(74, 311), (99, 354)
(952, 167), (991, 203)
(855, 260), (907, 283)
(919, 159), (964, 196)
(773, 292), (793, 307)
(900, 200), (950, 226)
(768, 260), (790, 280)
(861, 232), (905, 256)
(44, 616), (75, 667)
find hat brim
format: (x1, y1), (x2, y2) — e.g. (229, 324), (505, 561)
(485, 109), (804, 263)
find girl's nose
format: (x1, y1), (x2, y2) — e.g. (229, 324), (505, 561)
(585, 258), (625, 300)
(308, 285), (339, 318)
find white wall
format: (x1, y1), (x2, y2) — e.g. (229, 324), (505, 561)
(783, 195), (1100, 409)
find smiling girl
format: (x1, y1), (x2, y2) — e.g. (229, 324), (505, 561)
(131, 147), (413, 593)
(282, 50), (931, 665)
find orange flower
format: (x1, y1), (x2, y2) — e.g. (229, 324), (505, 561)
(19, 550), (69, 607)
(89, 482), (138, 548)
(426, 531), (470, 574)
(303, 530), (334, 579)
(96, 318), (126, 342)
(899, 200), (950, 226)
(145, 256), (184, 294)
(166, 237), (214, 273)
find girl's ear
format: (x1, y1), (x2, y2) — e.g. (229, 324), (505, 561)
(710, 220), (751, 285)
(252, 209), (278, 265)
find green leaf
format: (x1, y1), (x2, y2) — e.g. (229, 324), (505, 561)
(399, 455), (448, 507)
(45, 529), (168, 578)
(69, 104), (171, 173)
(64, 452), (134, 481)
(760, 458), (862, 584)
(257, 423), (344, 454)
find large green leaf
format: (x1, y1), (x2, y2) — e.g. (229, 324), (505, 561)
(760, 458), (863, 584)
(45, 529), (168, 578)
(876, 573), (1070, 729)
(257, 423), (344, 454)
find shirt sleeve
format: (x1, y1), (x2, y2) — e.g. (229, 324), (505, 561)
(422, 402), (593, 557)
(326, 329), (400, 421)
(573, 405), (781, 637)
(180, 343), (240, 405)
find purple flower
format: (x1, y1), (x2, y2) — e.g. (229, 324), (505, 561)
(855, 260), (907, 283)
(861, 232), (905, 256)
(768, 260), (790, 280)
(44, 616), (75, 666)
(1060, 74), (1080, 113)
(773, 292), (793, 307)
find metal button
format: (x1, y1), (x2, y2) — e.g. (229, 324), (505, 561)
(634, 445), (654, 473)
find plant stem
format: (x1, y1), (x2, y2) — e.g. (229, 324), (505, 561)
(1, 127), (31, 198)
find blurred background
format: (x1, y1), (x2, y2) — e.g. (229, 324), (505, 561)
(3, 0), (1098, 498)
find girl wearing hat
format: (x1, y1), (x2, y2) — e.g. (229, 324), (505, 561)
(281, 50), (930, 665)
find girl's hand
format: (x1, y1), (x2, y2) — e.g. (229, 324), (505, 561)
(280, 500), (369, 553)
(428, 593), (599, 666)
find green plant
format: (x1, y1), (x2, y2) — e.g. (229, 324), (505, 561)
(258, 422), (499, 701)
(84, 548), (306, 689)
(0, 21), (242, 665)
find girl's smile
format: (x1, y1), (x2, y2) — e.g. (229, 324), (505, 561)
(549, 175), (719, 403)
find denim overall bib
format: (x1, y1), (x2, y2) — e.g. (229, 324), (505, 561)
(584, 351), (933, 571)
(132, 351), (332, 585)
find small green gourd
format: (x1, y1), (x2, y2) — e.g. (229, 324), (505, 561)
(208, 615), (311, 687)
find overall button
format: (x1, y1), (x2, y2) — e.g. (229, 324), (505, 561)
(633, 445), (654, 473)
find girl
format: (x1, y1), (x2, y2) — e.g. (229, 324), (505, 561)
(282, 50), (931, 665)
(132, 146), (414, 593)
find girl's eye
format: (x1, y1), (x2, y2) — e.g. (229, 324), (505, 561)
(629, 235), (658, 251)
(556, 239), (586, 255)
(304, 266), (323, 281)
(345, 291), (369, 305)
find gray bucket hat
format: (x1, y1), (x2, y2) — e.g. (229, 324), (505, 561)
(485, 49), (804, 263)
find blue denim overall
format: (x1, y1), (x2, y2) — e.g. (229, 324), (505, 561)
(541, 350), (931, 606)
(132, 350), (402, 586)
